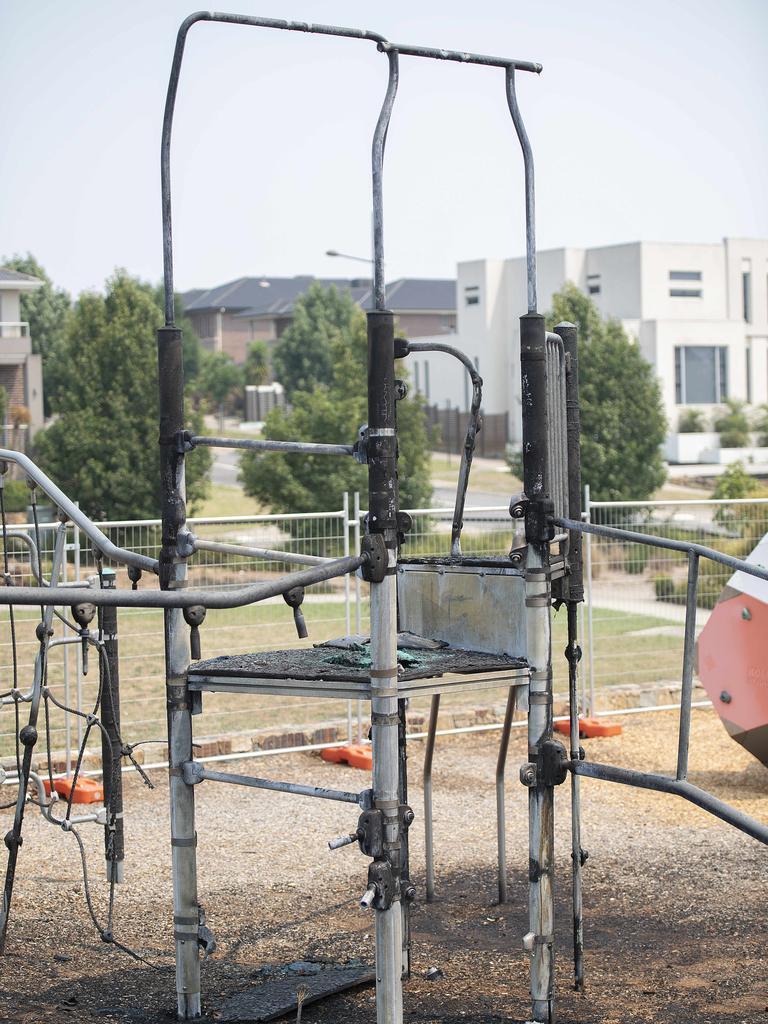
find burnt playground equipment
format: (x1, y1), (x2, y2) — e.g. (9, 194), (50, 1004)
(0, 12), (765, 1024)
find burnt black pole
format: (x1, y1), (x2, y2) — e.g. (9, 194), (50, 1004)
(99, 568), (124, 882)
(557, 319), (585, 992)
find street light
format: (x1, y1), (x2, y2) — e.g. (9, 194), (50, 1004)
(325, 249), (374, 265)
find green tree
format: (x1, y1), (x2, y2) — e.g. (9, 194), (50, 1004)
(1, 253), (72, 412)
(712, 460), (759, 500)
(34, 271), (210, 519)
(195, 351), (244, 429)
(272, 283), (355, 398)
(244, 340), (269, 386)
(240, 289), (431, 527)
(546, 283), (667, 501)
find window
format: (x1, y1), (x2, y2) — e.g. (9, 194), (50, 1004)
(742, 271), (752, 322)
(669, 270), (702, 281)
(414, 361), (420, 394)
(587, 273), (600, 296)
(674, 345), (728, 404)
(424, 361), (431, 402)
(464, 285), (480, 307)
(670, 288), (702, 298)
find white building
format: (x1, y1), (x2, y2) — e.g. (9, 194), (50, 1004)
(0, 269), (44, 437)
(412, 238), (768, 462)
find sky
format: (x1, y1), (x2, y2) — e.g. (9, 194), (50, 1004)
(1, 0), (767, 299)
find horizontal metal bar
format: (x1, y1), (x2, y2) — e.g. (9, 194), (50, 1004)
(191, 537), (331, 567)
(0, 448), (158, 575)
(555, 515), (768, 582)
(572, 760), (768, 845)
(183, 762), (372, 808)
(0, 554), (366, 609)
(189, 436), (354, 456)
(588, 497), (768, 509)
(379, 40), (541, 72)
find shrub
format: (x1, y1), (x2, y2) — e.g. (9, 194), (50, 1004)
(753, 404), (768, 447)
(1, 479), (31, 513)
(624, 543), (649, 574)
(654, 575), (676, 602)
(677, 408), (707, 433)
(713, 399), (750, 448)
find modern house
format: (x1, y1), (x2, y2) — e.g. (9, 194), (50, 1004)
(412, 238), (768, 461)
(0, 268), (44, 438)
(182, 275), (456, 363)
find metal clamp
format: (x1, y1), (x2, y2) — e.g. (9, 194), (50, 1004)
(361, 534), (387, 583)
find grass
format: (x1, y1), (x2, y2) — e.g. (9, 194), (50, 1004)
(193, 485), (264, 519)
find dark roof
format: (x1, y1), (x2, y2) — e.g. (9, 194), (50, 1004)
(184, 275), (455, 317)
(0, 267), (42, 284)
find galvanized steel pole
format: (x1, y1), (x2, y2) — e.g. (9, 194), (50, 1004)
(520, 312), (556, 1024)
(157, 324), (201, 1020)
(99, 569), (125, 883)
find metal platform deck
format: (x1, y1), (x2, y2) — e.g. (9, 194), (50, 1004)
(187, 633), (529, 701)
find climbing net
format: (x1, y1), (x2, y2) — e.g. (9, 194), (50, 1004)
(0, 470), (154, 965)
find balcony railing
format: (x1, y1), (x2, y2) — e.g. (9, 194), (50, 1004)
(0, 322), (30, 339)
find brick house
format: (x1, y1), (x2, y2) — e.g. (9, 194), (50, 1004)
(182, 275), (456, 364)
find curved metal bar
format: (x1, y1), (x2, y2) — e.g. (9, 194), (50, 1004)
(0, 449), (157, 575)
(554, 515), (768, 582)
(0, 530), (44, 584)
(405, 341), (482, 557)
(572, 760), (768, 845)
(505, 67), (537, 313)
(0, 553), (366, 610)
(161, 13), (391, 325)
(379, 40), (541, 73)
(189, 435), (354, 456)
(372, 49), (399, 311)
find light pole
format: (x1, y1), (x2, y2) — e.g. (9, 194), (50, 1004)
(325, 248), (374, 265)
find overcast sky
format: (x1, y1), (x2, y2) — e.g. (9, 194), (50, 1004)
(1, 0), (766, 298)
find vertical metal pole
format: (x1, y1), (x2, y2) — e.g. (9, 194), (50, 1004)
(520, 312), (555, 1024)
(343, 493), (353, 742)
(495, 686), (516, 903)
(584, 484), (595, 717)
(676, 551), (699, 781)
(558, 320), (585, 991)
(99, 568), (124, 882)
(367, 304), (403, 1023)
(158, 324), (200, 1020)
(354, 491), (363, 742)
(397, 698), (411, 979)
(423, 693), (440, 903)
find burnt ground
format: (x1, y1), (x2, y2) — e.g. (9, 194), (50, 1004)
(0, 707), (765, 1024)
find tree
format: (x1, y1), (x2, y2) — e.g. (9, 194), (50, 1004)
(195, 351), (244, 429)
(272, 283), (355, 398)
(1, 253), (72, 412)
(244, 340), (269, 386)
(240, 288), (431, 527)
(34, 271), (210, 520)
(546, 283), (667, 501)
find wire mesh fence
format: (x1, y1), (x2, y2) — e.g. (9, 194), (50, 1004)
(582, 490), (768, 709)
(2, 492), (763, 769)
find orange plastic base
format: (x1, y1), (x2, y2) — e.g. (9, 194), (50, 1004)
(321, 744), (373, 771)
(43, 776), (104, 804)
(554, 717), (623, 739)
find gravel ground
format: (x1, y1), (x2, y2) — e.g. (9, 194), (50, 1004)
(0, 706), (766, 1024)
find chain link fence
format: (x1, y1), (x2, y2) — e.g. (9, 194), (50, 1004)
(582, 488), (768, 711)
(2, 492), (763, 769)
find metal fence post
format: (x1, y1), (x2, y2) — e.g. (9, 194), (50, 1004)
(99, 568), (124, 882)
(584, 483), (596, 716)
(343, 493), (353, 742)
